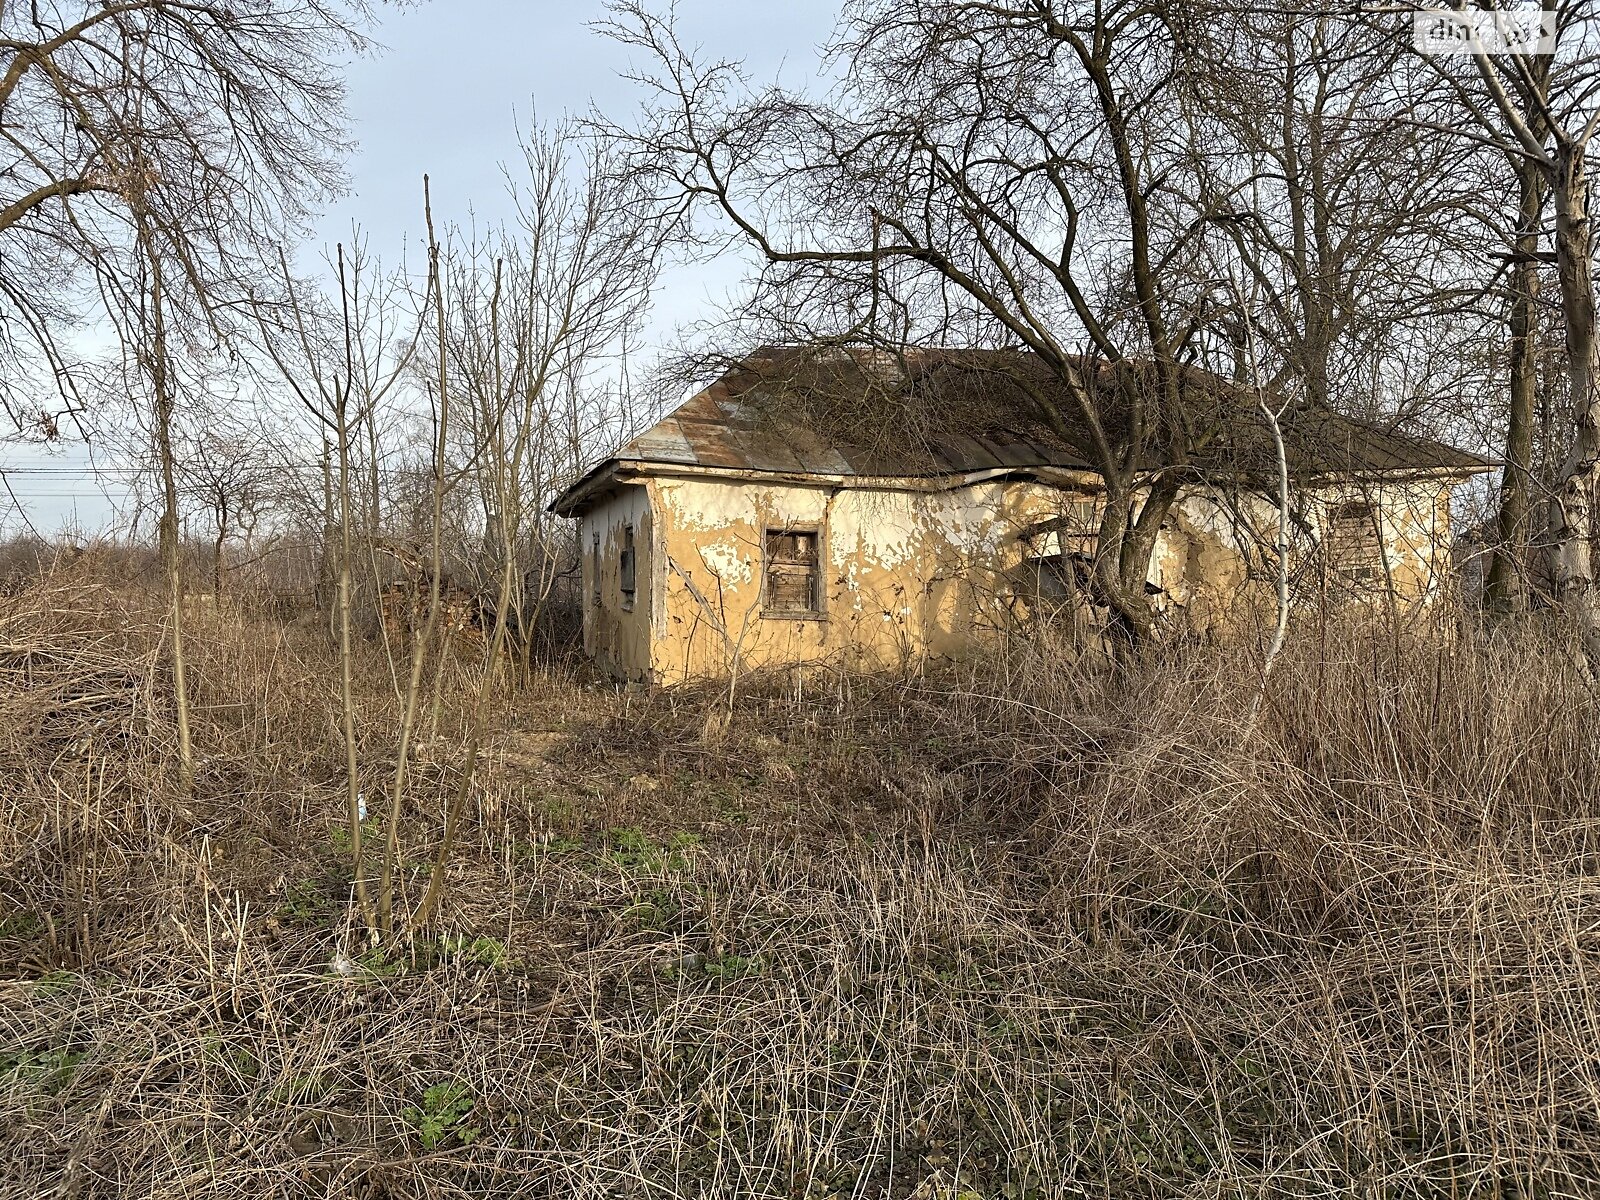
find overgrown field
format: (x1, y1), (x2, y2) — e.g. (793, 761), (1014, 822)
(3, 562), (1599, 1198)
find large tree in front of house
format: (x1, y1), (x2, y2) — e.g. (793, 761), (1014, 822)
(605, 0), (1245, 643)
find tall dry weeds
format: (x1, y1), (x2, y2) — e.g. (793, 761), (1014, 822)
(2, 564), (1597, 1198)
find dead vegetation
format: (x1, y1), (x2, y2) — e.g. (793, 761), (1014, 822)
(2, 560), (1599, 1198)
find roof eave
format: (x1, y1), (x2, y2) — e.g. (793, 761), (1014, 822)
(556, 459), (1105, 496)
(1297, 461), (1497, 485)
(549, 458), (631, 517)
(549, 455), (1494, 517)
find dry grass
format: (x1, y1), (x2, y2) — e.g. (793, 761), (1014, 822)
(3, 560), (1599, 1198)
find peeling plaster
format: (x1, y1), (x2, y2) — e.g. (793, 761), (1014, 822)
(697, 540), (755, 586)
(577, 472), (1462, 684)
(578, 484), (654, 683)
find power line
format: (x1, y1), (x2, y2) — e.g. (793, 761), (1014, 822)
(0, 464), (331, 475)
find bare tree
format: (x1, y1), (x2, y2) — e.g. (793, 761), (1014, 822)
(245, 134), (658, 931)
(1458, 28), (1555, 613)
(175, 425), (278, 597)
(0, 0), (370, 437)
(136, 215), (194, 790)
(1178, 10), (1492, 423)
(0, 1), (375, 795)
(601, 0), (1338, 644)
(437, 121), (656, 673)
(253, 239), (424, 933)
(413, 122), (660, 923)
(1485, 141), (1550, 612)
(1396, 1), (1600, 654)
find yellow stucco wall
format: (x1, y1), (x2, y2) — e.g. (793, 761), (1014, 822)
(579, 472), (1460, 684)
(642, 475), (1076, 683)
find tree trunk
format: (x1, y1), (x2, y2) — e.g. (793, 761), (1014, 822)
(213, 505), (228, 598)
(146, 245), (195, 794)
(379, 190), (451, 936)
(319, 434), (336, 637)
(1094, 473), (1180, 645)
(335, 377), (376, 931)
(1547, 141), (1600, 661)
(1487, 158), (1544, 612)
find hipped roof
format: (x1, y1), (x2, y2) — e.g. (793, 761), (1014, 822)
(552, 347), (1491, 516)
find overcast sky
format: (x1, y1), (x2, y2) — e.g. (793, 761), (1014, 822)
(310, 0), (840, 309)
(3, 0), (841, 535)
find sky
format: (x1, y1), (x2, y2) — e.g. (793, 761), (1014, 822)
(309, 0), (840, 297)
(1, 0), (842, 535)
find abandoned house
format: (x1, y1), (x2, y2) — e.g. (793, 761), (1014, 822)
(551, 348), (1492, 684)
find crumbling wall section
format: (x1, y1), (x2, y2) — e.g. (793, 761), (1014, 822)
(645, 475), (1081, 683)
(1149, 478), (1457, 635)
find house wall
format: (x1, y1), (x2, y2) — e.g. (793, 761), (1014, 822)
(1318, 477), (1457, 598)
(600, 472), (1458, 685)
(642, 475), (1068, 683)
(578, 484), (654, 683)
(1153, 476), (1457, 632)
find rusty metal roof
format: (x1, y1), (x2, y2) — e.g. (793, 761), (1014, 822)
(552, 348), (1492, 515)
(618, 365), (1096, 477)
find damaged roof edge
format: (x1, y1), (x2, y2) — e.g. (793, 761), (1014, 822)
(549, 456), (626, 517)
(548, 458), (1043, 516)
(548, 458), (1108, 517)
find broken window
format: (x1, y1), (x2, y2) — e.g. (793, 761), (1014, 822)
(1020, 555), (1075, 603)
(1015, 498), (1098, 608)
(1326, 501), (1384, 585)
(619, 526), (637, 611)
(764, 528), (821, 614)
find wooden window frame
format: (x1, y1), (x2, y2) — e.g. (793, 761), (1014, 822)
(1326, 500), (1385, 587)
(619, 524), (637, 612)
(762, 523), (825, 620)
